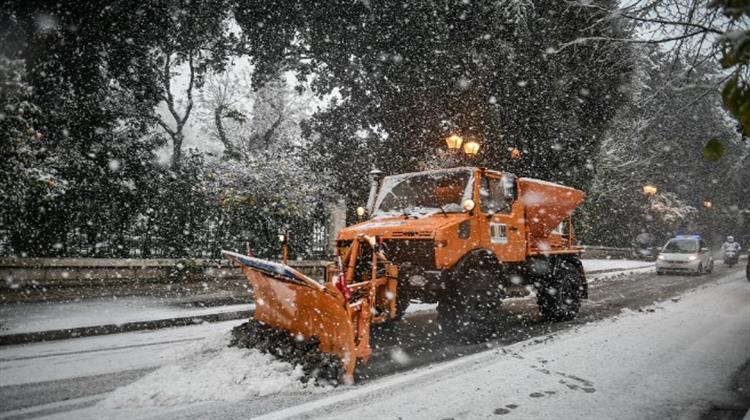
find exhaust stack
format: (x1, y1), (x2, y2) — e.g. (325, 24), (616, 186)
(365, 168), (384, 216)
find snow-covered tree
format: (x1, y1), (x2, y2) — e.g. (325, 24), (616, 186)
(234, 1), (634, 208)
(579, 47), (749, 246)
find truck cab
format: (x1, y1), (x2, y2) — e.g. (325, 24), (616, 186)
(336, 167), (586, 330)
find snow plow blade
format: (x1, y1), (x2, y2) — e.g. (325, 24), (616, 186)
(223, 237), (399, 384)
(222, 250), (383, 384)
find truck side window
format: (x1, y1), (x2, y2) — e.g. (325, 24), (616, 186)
(480, 177), (510, 214)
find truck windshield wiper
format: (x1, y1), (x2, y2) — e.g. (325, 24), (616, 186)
(438, 205), (449, 217)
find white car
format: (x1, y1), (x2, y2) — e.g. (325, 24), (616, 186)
(656, 235), (714, 275)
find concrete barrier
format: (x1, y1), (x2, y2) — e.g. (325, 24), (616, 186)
(0, 257), (328, 304)
(580, 246), (637, 259)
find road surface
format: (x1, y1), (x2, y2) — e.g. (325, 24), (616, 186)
(1, 264), (748, 419)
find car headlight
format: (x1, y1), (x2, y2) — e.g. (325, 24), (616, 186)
(658, 255), (665, 260)
(688, 255), (697, 261)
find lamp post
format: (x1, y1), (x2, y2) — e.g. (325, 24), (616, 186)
(643, 184), (658, 197)
(445, 134), (463, 150)
(445, 134), (480, 156)
(278, 233), (288, 265)
(463, 139), (480, 155)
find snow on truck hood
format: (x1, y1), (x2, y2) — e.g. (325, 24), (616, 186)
(338, 214), (467, 239)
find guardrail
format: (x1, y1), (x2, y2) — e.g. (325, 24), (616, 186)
(0, 257), (329, 304)
(580, 246), (635, 259)
(0, 247), (638, 303)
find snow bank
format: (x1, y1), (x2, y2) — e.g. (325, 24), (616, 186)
(581, 258), (653, 272)
(100, 332), (326, 410)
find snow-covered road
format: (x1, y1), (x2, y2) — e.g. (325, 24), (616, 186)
(0, 262), (650, 388)
(1, 265), (747, 419)
(263, 269), (749, 420)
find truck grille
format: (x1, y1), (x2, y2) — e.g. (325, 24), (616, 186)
(381, 239), (436, 269)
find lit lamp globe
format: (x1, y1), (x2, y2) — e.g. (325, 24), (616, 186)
(703, 201), (712, 209)
(463, 140), (480, 156)
(445, 134), (463, 149)
(642, 185), (657, 197)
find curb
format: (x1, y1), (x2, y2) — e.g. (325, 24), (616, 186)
(586, 265), (654, 275)
(0, 309), (252, 346)
(0, 265), (655, 346)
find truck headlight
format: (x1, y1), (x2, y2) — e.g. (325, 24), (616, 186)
(658, 255), (665, 260)
(688, 255), (697, 261)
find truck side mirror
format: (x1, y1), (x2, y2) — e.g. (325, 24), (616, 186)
(502, 174), (517, 201)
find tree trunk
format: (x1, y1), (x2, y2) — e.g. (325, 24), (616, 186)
(214, 105), (240, 160)
(172, 133), (183, 170)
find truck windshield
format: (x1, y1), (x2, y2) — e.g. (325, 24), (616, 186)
(663, 239), (699, 253)
(373, 169), (473, 217)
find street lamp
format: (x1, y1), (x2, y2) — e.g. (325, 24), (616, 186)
(643, 184), (658, 197)
(463, 140), (480, 155)
(510, 147), (522, 159)
(445, 134), (463, 150)
(703, 200), (712, 209)
(278, 234), (289, 265)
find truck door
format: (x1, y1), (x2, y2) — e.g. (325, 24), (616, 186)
(478, 173), (526, 262)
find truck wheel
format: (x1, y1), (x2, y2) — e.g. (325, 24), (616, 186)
(437, 267), (503, 340)
(437, 292), (502, 340)
(537, 258), (582, 322)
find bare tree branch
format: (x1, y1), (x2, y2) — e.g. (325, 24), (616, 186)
(553, 29), (710, 54)
(181, 51), (195, 127)
(617, 12), (723, 35)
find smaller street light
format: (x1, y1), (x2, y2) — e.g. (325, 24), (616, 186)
(703, 200), (712, 209)
(463, 140), (480, 156)
(642, 184), (658, 197)
(445, 134), (463, 150)
(278, 234), (289, 265)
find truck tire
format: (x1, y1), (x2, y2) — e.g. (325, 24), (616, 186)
(537, 258), (583, 322)
(437, 266), (503, 340)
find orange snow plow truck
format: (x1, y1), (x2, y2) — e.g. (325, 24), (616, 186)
(224, 167), (586, 383)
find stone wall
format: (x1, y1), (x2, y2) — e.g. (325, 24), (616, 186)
(0, 257), (329, 303)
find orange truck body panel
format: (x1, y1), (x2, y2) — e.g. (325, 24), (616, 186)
(337, 168), (585, 269)
(517, 177), (586, 255)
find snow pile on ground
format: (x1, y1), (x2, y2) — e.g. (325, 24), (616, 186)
(100, 332), (325, 410)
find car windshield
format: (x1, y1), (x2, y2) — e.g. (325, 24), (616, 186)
(373, 169), (473, 217)
(663, 239), (699, 253)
